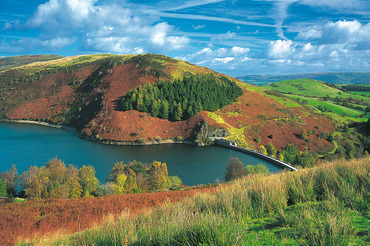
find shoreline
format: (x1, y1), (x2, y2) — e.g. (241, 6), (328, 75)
(0, 118), (200, 146)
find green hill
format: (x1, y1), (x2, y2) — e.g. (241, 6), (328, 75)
(263, 79), (370, 123)
(263, 79), (345, 98)
(0, 55), (63, 72)
(21, 157), (370, 245)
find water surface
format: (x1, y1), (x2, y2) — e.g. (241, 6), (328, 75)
(0, 122), (281, 185)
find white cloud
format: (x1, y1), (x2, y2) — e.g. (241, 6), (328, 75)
(5, 0), (189, 54)
(296, 20), (370, 50)
(268, 39), (295, 59)
(214, 57), (234, 63)
(231, 46), (249, 55)
(192, 24), (206, 30)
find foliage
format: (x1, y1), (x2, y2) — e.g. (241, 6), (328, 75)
(265, 143), (277, 157)
(0, 178), (7, 197)
(0, 164), (18, 197)
(78, 165), (99, 197)
(225, 157), (246, 181)
(245, 163), (270, 176)
(109, 160), (174, 194)
(121, 73), (243, 121)
(168, 176), (183, 190)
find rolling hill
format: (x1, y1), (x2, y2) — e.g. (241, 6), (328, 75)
(0, 54), (338, 153)
(262, 79), (370, 123)
(0, 55), (63, 72)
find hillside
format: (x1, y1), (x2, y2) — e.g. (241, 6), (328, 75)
(262, 79), (370, 123)
(0, 55), (63, 72)
(238, 72), (370, 86)
(16, 157), (370, 245)
(0, 53), (337, 154)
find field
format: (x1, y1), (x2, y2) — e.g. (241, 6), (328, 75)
(18, 157), (370, 245)
(263, 79), (370, 124)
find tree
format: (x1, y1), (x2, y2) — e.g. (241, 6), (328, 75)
(114, 173), (127, 194)
(160, 100), (169, 119)
(147, 161), (170, 191)
(169, 176), (182, 190)
(0, 164), (18, 197)
(66, 165), (82, 199)
(225, 157), (246, 182)
(265, 143), (277, 157)
(79, 165), (99, 197)
(175, 102), (183, 121)
(258, 145), (267, 155)
(0, 178), (7, 197)
(245, 163), (270, 176)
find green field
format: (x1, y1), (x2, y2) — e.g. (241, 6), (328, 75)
(262, 79), (370, 123)
(263, 79), (369, 101)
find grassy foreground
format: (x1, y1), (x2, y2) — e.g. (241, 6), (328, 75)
(20, 158), (370, 245)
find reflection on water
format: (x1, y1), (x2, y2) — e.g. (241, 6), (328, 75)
(0, 122), (281, 185)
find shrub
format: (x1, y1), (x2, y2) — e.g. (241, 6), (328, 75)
(176, 136), (184, 141)
(225, 157), (246, 182)
(154, 136), (161, 141)
(137, 138), (146, 143)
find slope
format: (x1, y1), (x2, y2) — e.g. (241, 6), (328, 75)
(18, 157), (370, 245)
(0, 55), (63, 72)
(263, 79), (370, 123)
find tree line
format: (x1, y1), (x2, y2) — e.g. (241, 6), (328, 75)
(121, 73), (243, 121)
(0, 158), (182, 199)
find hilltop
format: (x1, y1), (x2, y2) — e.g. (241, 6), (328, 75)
(0, 55), (63, 72)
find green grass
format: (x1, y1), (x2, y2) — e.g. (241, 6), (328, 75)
(349, 91), (370, 97)
(263, 79), (343, 98)
(19, 158), (370, 245)
(286, 95), (365, 118)
(263, 79), (369, 102)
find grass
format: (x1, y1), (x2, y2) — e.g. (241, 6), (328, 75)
(19, 157), (370, 245)
(263, 79), (369, 102)
(286, 95), (365, 119)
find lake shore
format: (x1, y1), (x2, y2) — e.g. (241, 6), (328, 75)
(0, 118), (199, 146)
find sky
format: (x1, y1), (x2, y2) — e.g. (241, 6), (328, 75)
(0, 0), (369, 76)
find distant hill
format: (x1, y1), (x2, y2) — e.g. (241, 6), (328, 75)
(0, 55), (63, 72)
(238, 72), (370, 86)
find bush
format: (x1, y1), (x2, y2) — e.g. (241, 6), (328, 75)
(154, 136), (161, 141)
(176, 136), (184, 141)
(0, 178), (7, 197)
(137, 138), (146, 143)
(225, 157), (246, 182)
(245, 163), (270, 176)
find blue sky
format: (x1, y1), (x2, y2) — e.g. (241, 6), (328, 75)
(0, 0), (369, 76)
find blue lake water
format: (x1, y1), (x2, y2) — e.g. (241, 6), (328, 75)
(0, 122), (281, 185)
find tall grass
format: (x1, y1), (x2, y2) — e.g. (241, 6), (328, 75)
(20, 158), (370, 245)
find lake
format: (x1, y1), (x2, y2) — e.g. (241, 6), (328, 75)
(0, 122), (281, 186)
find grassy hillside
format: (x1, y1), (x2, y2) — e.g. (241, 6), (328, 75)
(0, 55), (63, 72)
(263, 79), (370, 123)
(19, 157), (370, 245)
